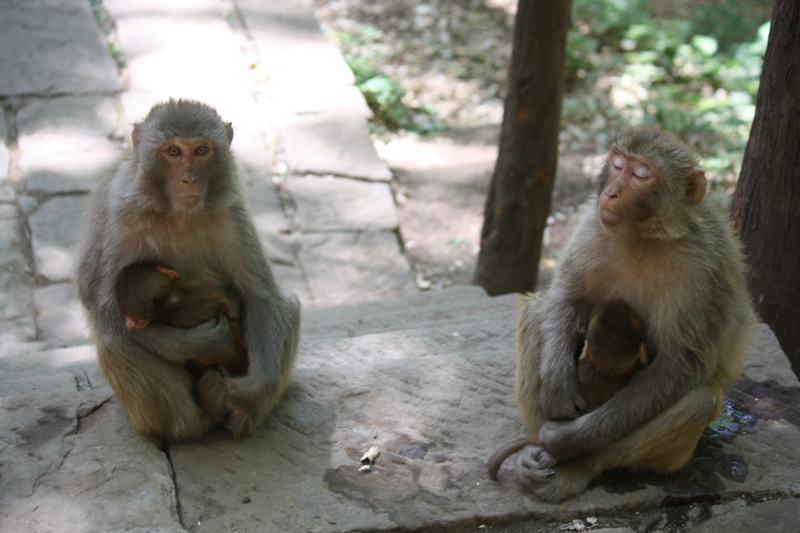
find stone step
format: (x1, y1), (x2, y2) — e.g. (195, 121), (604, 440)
(301, 285), (488, 332)
(296, 317), (516, 369)
(302, 292), (521, 341)
(0, 344), (95, 374)
(0, 313), (517, 376)
(4, 325), (795, 533)
(0, 290), (516, 376)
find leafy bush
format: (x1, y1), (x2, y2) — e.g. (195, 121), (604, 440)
(324, 22), (445, 135)
(565, 0), (771, 179)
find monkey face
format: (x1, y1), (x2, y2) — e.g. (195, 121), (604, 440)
(157, 137), (218, 210)
(598, 151), (659, 226)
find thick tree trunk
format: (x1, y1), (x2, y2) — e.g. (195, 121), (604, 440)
(473, 0), (572, 296)
(731, 0), (800, 377)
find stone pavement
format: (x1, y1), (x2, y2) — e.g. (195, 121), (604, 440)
(0, 1), (799, 532)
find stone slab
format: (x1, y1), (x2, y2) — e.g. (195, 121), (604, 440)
(0, 204), (27, 271)
(290, 175), (398, 232)
(29, 195), (86, 282)
(32, 283), (89, 348)
(297, 231), (417, 309)
(242, 168), (296, 265)
(302, 293), (519, 341)
(0, 0), (121, 96)
(107, 8), (254, 113)
(268, 81), (373, 118)
(0, 345), (95, 373)
(273, 262), (314, 311)
(279, 111), (392, 181)
(237, 0), (356, 85)
(302, 285), (487, 330)
(16, 96), (121, 193)
(0, 270), (36, 349)
(296, 319), (516, 370)
(168, 327), (800, 533)
(0, 382), (181, 533)
(0, 106), (10, 202)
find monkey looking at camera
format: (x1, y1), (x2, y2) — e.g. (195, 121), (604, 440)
(114, 261), (249, 376)
(76, 99), (300, 440)
(510, 126), (756, 502)
(488, 299), (647, 480)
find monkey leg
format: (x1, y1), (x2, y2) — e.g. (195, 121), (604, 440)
(224, 289), (301, 436)
(595, 382), (725, 473)
(516, 383), (725, 503)
(97, 335), (212, 440)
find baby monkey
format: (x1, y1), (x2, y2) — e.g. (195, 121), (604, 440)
(488, 300), (647, 479)
(115, 261), (249, 376)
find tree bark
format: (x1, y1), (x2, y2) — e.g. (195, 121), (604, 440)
(473, 0), (572, 296)
(731, 0), (800, 377)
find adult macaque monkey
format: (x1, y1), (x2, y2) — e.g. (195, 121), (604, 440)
(488, 299), (647, 480)
(114, 261), (249, 376)
(513, 126), (756, 502)
(76, 99), (300, 440)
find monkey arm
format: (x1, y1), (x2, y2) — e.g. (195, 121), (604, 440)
(536, 290), (589, 421)
(218, 215), (300, 403)
(130, 316), (233, 364)
(539, 349), (697, 460)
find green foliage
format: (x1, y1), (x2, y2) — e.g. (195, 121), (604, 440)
(324, 22), (445, 135)
(566, 0), (771, 176)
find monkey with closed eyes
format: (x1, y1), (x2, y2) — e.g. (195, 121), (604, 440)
(508, 126), (755, 502)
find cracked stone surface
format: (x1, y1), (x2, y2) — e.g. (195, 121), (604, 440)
(1, 1), (799, 532)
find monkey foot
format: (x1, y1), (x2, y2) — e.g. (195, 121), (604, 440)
(516, 445), (592, 503)
(196, 367), (231, 425)
(516, 445), (556, 487)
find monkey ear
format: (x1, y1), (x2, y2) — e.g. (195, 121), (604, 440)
(225, 122), (234, 146)
(132, 123), (142, 150)
(638, 344), (648, 365)
(126, 316), (150, 329)
(579, 340), (589, 360)
(685, 169), (707, 207)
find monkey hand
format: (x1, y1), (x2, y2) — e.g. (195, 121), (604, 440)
(191, 315), (234, 360)
(130, 315), (233, 364)
(538, 417), (597, 461)
(539, 377), (587, 421)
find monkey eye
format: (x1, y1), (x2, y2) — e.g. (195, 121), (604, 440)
(195, 146), (209, 156)
(167, 146), (182, 157)
(633, 166), (651, 179)
(612, 155), (625, 170)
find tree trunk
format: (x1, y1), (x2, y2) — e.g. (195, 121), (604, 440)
(473, 0), (572, 296)
(731, 0), (800, 377)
